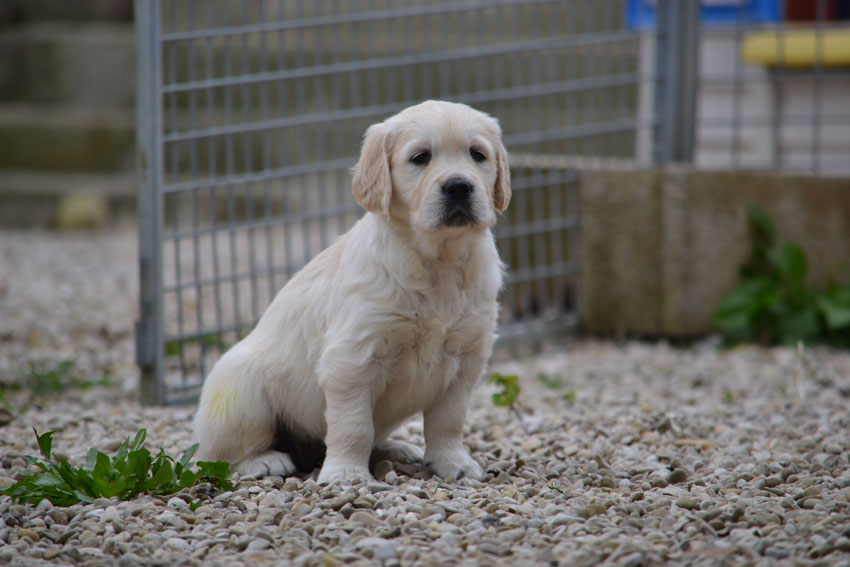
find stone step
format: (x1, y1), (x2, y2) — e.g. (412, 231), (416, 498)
(0, 169), (313, 229)
(0, 22), (136, 108)
(0, 170), (135, 228)
(0, 0), (132, 24)
(0, 104), (135, 172)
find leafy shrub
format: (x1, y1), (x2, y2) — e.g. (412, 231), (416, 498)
(536, 372), (563, 390)
(714, 206), (850, 347)
(0, 360), (111, 417)
(0, 429), (233, 507)
(490, 372), (521, 407)
(3, 359), (108, 397)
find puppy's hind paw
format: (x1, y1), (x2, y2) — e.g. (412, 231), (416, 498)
(372, 439), (424, 464)
(235, 451), (297, 480)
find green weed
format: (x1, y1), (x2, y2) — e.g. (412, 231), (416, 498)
(21, 360), (109, 395)
(490, 372), (528, 433)
(537, 372), (563, 390)
(714, 206), (850, 347)
(490, 373), (521, 407)
(0, 429), (233, 507)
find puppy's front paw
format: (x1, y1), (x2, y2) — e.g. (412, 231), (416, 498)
(236, 450), (297, 480)
(317, 458), (372, 485)
(426, 448), (483, 481)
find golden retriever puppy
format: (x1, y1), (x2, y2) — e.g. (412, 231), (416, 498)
(193, 100), (511, 484)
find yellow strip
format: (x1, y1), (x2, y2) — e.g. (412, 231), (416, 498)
(742, 28), (850, 67)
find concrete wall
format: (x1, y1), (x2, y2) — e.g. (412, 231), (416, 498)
(580, 166), (850, 337)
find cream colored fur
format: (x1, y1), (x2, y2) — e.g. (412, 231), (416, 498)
(193, 100), (511, 484)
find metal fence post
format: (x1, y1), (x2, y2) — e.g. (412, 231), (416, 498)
(654, 0), (700, 163)
(134, 0), (165, 406)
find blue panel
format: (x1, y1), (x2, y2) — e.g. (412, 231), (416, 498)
(627, 0), (781, 28)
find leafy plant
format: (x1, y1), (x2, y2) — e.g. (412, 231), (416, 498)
(0, 360), (111, 417)
(0, 429), (233, 507)
(537, 372), (563, 390)
(714, 206), (850, 347)
(490, 373), (520, 407)
(490, 372), (528, 433)
(165, 328), (250, 358)
(1, 360), (109, 399)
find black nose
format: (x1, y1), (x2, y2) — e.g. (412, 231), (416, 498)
(442, 178), (473, 200)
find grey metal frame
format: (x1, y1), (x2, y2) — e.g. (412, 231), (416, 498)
(135, 0), (165, 405)
(653, 0), (700, 163)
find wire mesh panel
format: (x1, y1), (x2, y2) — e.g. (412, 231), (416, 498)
(136, 0), (645, 405)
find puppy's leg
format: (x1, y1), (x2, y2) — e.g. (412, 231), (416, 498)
(316, 371), (374, 484)
(423, 358), (485, 481)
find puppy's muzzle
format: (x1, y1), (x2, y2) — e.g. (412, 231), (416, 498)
(441, 177), (476, 227)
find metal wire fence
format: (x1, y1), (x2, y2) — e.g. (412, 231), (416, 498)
(136, 0), (849, 404)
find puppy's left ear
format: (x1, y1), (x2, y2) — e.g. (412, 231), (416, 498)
(493, 139), (511, 213)
(351, 123), (392, 216)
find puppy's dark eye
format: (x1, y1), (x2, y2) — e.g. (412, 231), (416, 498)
(470, 148), (486, 163)
(410, 150), (431, 166)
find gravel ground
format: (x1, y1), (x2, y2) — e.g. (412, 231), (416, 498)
(2, 226), (850, 567)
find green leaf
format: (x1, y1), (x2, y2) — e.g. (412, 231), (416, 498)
(69, 468), (99, 499)
(23, 455), (47, 469)
(179, 443), (200, 469)
(93, 451), (114, 480)
(147, 459), (174, 493)
(74, 490), (96, 504)
(35, 429), (53, 460)
(179, 469), (202, 487)
(490, 373), (520, 407)
(113, 436), (131, 462)
(196, 461), (234, 489)
(714, 279), (775, 342)
(537, 373), (562, 390)
(85, 448), (100, 471)
(747, 206), (776, 247)
(32, 474), (65, 488)
(772, 243), (807, 284)
(778, 305), (819, 344)
(818, 289), (850, 330)
(131, 429), (147, 452)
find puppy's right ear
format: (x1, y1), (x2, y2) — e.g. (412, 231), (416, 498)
(351, 123), (392, 216)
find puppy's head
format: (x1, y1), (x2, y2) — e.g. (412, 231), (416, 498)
(352, 100), (511, 232)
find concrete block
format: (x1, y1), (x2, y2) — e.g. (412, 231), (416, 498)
(579, 167), (665, 336)
(0, 105), (135, 171)
(580, 165), (850, 337)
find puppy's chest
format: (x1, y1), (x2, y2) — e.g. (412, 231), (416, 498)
(376, 307), (474, 413)
(402, 287), (481, 350)
(384, 292), (489, 378)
